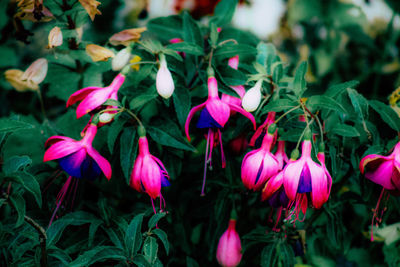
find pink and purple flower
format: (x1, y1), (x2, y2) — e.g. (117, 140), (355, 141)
(216, 218), (242, 267)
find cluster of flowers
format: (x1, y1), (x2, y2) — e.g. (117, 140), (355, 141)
(42, 50), (176, 224)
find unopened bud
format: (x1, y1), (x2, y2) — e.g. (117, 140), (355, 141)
(21, 58), (48, 84)
(99, 112), (115, 123)
(48, 26), (63, 48)
(242, 80), (262, 112)
(156, 55), (174, 99)
(112, 47), (131, 71)
(86, 44), (115, 62)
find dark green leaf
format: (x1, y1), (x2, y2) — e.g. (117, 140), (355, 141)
(107, 116), (127, 153)
(325, 80), (359, 98)
(152, 229), (169, 255)
(186, 256), (200, 267)
(347, 88), (368, 121)
(147, 15), (183, 41)
(0, 119), (33, 134)
(120, 127), (137, 184)
(173, 86), (191, 128)
(214, 44), (257, 59)
(260, 243), (278, 267)
(167, 42), (204, 56)
(143, 236), (158, 265)
(68, 246), (126, 267)
(307, 95), (347, 114)
(9, 193), (25, 227)
(103, 99), (121, 107)
(130, 93), (158, 111)
(292, 61), (308, 96)
(261, 99), (298, 114)
(182, 12), (203, 48)
(3, 156), (31, 176)
(330, 124), (360, 137)
(133, 254), (152, 267)
(369, 100), (400, 132)
(125, 213), (145, 259)
(13, 171), (42, 208)
(148, 212), (166, 229)
(147, 126), (195, 151)
(210, 0), (239, 26)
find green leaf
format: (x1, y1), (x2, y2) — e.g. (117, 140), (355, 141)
(148, 212), (166, 229)
(133, 254), (152, 267)
(369, 100), (400, 132)
(167, 42), (204, 56)
(107, 116), (127, 153)
(45, 64), (81, 101)
(209, 23), (219, 47)
(143, 236), (158, 265)
(0, 119), (33, 134)
(347, 88), (368, 121)
(130, 94), (158, 111)
(186, 256), (200, 267)
(307, 95), (347, 114)
(103, 99), (121, 107)
(9, 193), (25, 227)
(68, 246), (126, 267)
(292, 61), (308, 96)
(325, 80), (359, 98)
(3, 156), (32, 176)
(210, 0), (239, 26)
(260, 243), (278, 267)
(147, 15), (183, 41)
(182, 12), (203, 48)
(278, 241), (295, 267)
(330, 124), (360, 137)
(173, 86), (191, 128)
(214, 44), (257, 59)
(261, 99), (298, 114)
(147, 126), (195, 151)
(13, 171), (42, 208)
(120, 127), (137, 184)
(152, 229), (169, 255)
(125, 213), (145, 259)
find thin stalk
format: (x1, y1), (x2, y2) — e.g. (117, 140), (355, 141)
(123, 108), (143, 127)
(218, 39), (238, 46)
(255, 95), (270, 117)
(275, 105), (301, 124)
(36, 88), (47, 119)
(314, 115), (324, 143)
(295, 118), (315, 150)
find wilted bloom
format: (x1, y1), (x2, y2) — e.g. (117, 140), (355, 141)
(16, 0), (54, 22)
(5, 69), (38, 92)
(156, 54), (175, 99)
(241, 124), (280, 191)
(5, 58), (48, 92)
(112, 47), (131, 71)
(86, 44), (115, 62)
(67, 73), (125, 118)
(79, 0), (101, 21)
(242, 79), (262, 112)
(359, 142), (400, 240)
(44, 123), (111, 225)
(282, 132), (330, 222)
(216, 218), (242, 267)
(109, 27), (146, 46)
(130, 129), (170, 212)
(48, 26), (63, 48)
(221, 55), (246, 109)
(185, 70), (256, 195)
(250, 111), (276, 147)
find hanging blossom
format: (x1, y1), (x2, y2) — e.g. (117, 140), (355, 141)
(359, 142), (400, 241)
(156, 54), (175, 99)
(221, 55), (246, 109)
(249, 111), (276, 147)
(282, 132), (332, 223)
(185, 68), (256, 195)
(130, 127), (170, 213)
(67, 73), (125, 119)
(216, 214), (242, 267)
(43, 121), (111, 225)
(241, 124), (280, 191)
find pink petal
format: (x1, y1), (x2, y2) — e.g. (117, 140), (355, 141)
(75, 88), (114, 118)
(44, 141), (82, 162)
(261, 171), (283, 201)
(308, 160), (327, 209)
(365, 160), (396, 190)
(45, 135), (76, 148)
(392, 165), (400, 191)
(131, 156), (144, 192)
(359, 154), (387, 174)
(142, 156), (162, 199)
(151, 155), (169, 178)
(66, 87), (101, 107)
(228, 103), (256, 130)
(206, 99), (230, 127)
(283, 160), (304, 200)
(241, 149), (264, 190)
(185, 102), (206, 141)
(255, 153), (279, 190)
(86, 147), (112, 180)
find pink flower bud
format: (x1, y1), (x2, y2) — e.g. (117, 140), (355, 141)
(216, 219), (242, 267)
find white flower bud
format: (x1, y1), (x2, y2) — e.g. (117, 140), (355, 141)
(156, 56), (174, 99)
(99, 112), (114, 123)
(242, 80), (262, 112)
(48, 26), (63, 48)
(21, 58), (48, 84)
(112, 48), (131, 71)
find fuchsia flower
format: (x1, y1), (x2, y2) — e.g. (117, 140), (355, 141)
(241, 124), (280, 191)
(44, 124), (112, 180)
(67, 73), (125, 118)
(185, 72), (256, 195)
(221, 55), (246, 109)
(250, 111), (276, 147)
(282, 134), (331, 222)
(359, 142), (400, 240)
(130, 130), (170, 212)
(359, 142), (400, 190)
(275, 140), (289, 170)
(216, 218), (242, 267)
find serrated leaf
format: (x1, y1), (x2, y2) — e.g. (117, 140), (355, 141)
(347, 88), (368, 121)
(369, 100), (400, 132)
(292, 61), (308, 96)
(3, 156), (32, 176)
(9, 193), (25, 227)
(167, 42), (204, 56)
(143, 236), (158, 265)
(307, 95), (347, 114)
(152, 229), (169, 255)
(120, 127), (137, 184)
(330, 124), (360, 137)
(0, 119), (33, 134)
(148, 213), (166, 229)
(125, 213), (144, 259)
(325, 80), (359, 98)
(147, 126), (195, 151)
(214, 44), (257, 59)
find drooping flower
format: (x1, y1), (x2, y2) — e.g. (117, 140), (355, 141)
(241, 124), (280, 191)
(79, 0), (102, 21)
(275, 140), (289, 170)
(130, 128), (170, 212)
(48, 26), (63, 48)
(242, 79), (263, 112)
(249, 111), (276, 147)
(359, 142), (400, 240)
(221, 55), (246, 109)
(185, 70), (256, 195)
(5, 58), (48, 92)
(156, 54), (175, 99)
(67, 73), (125, 118)
(282, 132), (330, 222)
(43, 123), (111, 225)
(216, 218), (242, 267)
(317, 145), (332, 204)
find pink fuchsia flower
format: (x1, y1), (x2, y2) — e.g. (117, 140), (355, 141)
(44, 123), (111, 180)
(241, 124), (280, 191)
(317, 146), (332, 204)
(282, 133), (329, 222)
(67, 73), (125, 118)
(221, 55), (246, 109)
(359, 142), (400, 191)
(275, 140), (289, 170)
(249, 111), (276, 147)
(216, 218), (242, 267)
(130, 129), (170, 212)
(185, 70), (256, 195)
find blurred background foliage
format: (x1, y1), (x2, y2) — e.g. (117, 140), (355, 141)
(1, 0), (400, 266)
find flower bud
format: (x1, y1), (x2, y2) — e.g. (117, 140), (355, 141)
(112, 47), (131, 71)
(99, 112), (115, 124)
(242, 80), (262, 112)
(86, 44), (115, 62)
(216, 219), (242, 267)
(48, 26), (63, 48)
(156, 55), (174, 99)
(21, 58), (48, 84)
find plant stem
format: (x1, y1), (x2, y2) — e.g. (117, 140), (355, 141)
(296, 118), (315, 150)
(36, 88), (47, 120)
(123, 108), (143, 127)
(24, 215), (48, 267)
(275, 105), (301, 124)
